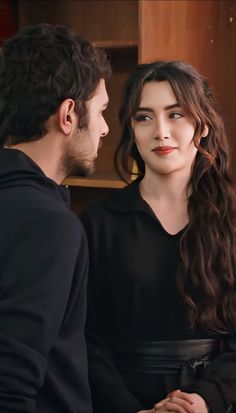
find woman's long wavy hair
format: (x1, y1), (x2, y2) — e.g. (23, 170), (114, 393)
(115, 61), (236, 333)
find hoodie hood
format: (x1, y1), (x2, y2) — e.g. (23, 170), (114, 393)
(0, 148), (70, 205)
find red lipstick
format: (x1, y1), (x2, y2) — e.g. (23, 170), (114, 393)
(152, 146), (176, 155)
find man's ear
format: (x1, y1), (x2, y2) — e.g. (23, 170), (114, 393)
(58, 99), (76, 135)
(202, 124), (209, 138)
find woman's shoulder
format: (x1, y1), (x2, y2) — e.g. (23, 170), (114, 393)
(80, 178), (141, 222)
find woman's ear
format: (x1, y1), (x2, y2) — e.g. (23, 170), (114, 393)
(202, 124), (209, 138)
(58, 99), (75, 135)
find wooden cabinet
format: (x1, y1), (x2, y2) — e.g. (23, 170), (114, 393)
(17, 0), (236, 212)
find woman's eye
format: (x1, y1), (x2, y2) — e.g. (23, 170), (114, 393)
(170, 112), (183, 119)
(135, 114), (152, 122)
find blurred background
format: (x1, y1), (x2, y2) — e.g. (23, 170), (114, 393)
(0, 0), (235, 211)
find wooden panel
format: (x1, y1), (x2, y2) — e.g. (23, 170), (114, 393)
(139, 0), (236, 177)
(139, 0), (215, 72)
(0, 0), (18, 43)
(95, 47), (138, 174)
(18, 0), (138, 43)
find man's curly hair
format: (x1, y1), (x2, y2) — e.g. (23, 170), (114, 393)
(0, 23), (111, 145)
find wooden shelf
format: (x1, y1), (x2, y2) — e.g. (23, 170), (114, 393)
(92, 40), (138, 49)
(62, 173), (127, 189)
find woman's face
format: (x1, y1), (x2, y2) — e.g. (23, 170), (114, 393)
(131, 80), (206, 177)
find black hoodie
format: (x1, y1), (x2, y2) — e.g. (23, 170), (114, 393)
(0, 148), (92, 413)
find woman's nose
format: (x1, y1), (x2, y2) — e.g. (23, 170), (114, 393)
(154, 119), (170, 140)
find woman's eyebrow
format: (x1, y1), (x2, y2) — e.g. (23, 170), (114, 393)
(134, 103), (180, 113)
(164, 103), (180, 110)
(134, 107), (154, 113)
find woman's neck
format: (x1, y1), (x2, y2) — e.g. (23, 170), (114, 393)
(139, 168), (191, 235)
(140, 167), (191, 202)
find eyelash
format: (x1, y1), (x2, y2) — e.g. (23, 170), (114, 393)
(134, 114), (152, 122)
(169, 112), (183, 119)
(134, 112), (184, 122)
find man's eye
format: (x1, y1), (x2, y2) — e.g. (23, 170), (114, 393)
(135, 114), (152, 122)
(170, 112), (183, 119)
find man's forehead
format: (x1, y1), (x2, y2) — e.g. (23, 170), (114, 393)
(94, 79), (109, 103)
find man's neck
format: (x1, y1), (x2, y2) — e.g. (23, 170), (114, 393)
(8, 137), (65, 184)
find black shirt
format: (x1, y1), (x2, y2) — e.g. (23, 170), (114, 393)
(0, 148), (92, 413)
(81, 178), (236, 413)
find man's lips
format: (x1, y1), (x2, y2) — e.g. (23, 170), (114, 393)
(152, 146), (176, 155)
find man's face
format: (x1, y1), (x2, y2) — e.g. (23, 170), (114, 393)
(63, 79), (109, 177)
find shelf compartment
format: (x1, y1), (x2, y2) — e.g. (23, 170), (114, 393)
(92, 40), (138, 49)
(63, 172), (127, 189)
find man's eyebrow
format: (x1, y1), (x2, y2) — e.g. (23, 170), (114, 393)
(135, 103), (181, 113)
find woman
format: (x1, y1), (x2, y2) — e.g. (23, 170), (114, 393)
(80, 61), (236, 413)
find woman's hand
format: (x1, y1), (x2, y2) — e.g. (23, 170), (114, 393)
(153, 390), (209, 413)
(154, 390), (193, 412)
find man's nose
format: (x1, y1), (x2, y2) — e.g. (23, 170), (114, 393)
(101, 119), (109, 137)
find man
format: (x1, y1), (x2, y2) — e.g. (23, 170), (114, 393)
(0, 23), (110, 412)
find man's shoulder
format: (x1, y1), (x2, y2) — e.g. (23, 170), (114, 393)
(28, 204), (84, 242)
(0, 190), (84, 244)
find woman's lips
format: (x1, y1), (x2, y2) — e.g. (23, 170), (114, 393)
(152, 146), (176, 155)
